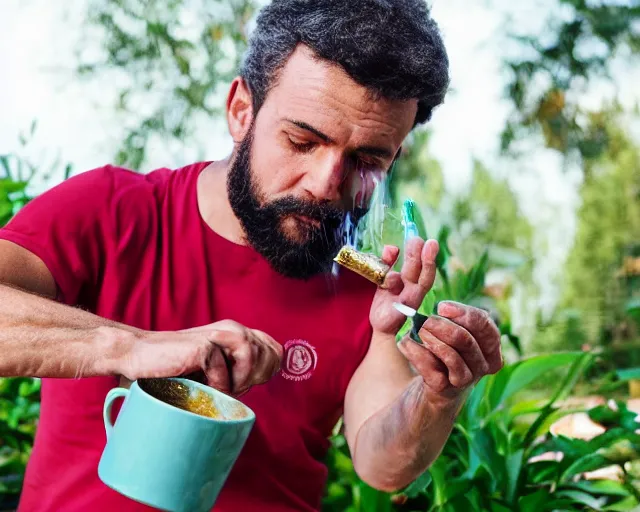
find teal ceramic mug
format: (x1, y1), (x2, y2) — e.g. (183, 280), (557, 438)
(98, 378), (255, 512)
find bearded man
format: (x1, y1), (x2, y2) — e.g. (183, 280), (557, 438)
(0, 1), (502, 510)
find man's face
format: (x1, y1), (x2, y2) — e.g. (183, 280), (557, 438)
(227, 46), (417, 279)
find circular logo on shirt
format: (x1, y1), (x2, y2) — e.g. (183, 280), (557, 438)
(281, 339), (317, 381)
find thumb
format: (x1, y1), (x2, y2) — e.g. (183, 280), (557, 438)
(381, 245), (400, 266)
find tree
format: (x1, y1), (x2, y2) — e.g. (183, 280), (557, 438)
(533, 109), (640, 355)
(75, 0), (257, 170)
(501, 0), (640, 163)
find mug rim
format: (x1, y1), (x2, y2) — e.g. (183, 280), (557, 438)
(132, 377), (256, 425)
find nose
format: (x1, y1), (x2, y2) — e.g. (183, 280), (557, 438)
(303, 152), (346, 202)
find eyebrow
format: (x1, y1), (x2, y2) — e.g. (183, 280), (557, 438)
(284, 118), (394, 159)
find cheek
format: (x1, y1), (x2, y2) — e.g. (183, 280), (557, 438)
(250, 136), (302, 196)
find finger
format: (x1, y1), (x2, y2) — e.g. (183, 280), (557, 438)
(247, 334), (281, 387)
(398, 239), (438, 309)
(251, 329), (284, 374)
(202, 344), (232, 394)
(381, 245), (400, 266)
(416, 328), (474, 388)
(208, 330), (256, 394)
(398, 338), (450, 393)
(418, 239), (439, 290)
(382, 270), (404, 295)
(401, 237), (425, 284)
(437, 302), (503, 374)
(422, 316), (489, 378)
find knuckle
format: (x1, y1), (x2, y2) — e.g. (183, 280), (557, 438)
(455, 330), (474, 351)
(216, 319), (241, 331)
(479, 311), (497, 334)
(238, 344), (254, 364)
(453, 369), (473, 388)
(441, 351), (458, 369)
(478, 360), (490, 375)
(431, 375), (449, 392)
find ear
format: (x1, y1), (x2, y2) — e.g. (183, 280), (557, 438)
(226, 77), (254, 143)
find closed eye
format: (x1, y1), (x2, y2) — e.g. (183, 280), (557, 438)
(288, 137), (316, 153)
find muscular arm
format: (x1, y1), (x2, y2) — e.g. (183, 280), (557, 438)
(343, 330), (464, 492)
(0, 240), (282, 394)
(343, 239), (502, 492)
(0, 240), (139, 378)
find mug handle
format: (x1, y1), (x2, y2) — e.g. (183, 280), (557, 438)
(103, 387), (130, 440)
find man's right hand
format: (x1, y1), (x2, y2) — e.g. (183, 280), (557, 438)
(115, 320), (283, 396)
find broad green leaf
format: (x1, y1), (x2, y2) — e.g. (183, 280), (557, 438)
(524, 406), (586, 447)
(542, 498), (583, 511)
(489, 501), (512, 512)
(357, 481), (391, 512)
(559, 453), (611, 482)
(468, 427), (504, 482)
(519, 489), (551, 512)
(442, 479), (472, 503)
(587, 403), (640, 431)
(602, 495), (640, 511)
(465, 250), (489, 299)
(565, 480), (630, 497)
(527, 460), (560, 485)
(545, 434), (591, 459)
(464, 487), (486, 510)
(553, 489), (607, 510)
(462, 375), (490, 427)
(487, 365), (515, 411)
(588, 428), (640, 453)
(522, 405), (559, 447)
(499, 352), (583, 405)
(547, 352), (593, 405)
(402, 469), (432, 499)
(508, 398), (546, 418)
(505, 449), (523, 503)
(429, 457), (448, 507)
(435, 225), (451, 282)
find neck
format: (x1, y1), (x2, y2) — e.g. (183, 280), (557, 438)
(197, 159), (248, 246)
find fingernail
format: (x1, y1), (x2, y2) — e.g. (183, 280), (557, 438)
(439, 301), (464, 318)
(425, 239), (439, 261)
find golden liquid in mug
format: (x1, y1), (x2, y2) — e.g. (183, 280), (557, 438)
(139, 378), (223, 419)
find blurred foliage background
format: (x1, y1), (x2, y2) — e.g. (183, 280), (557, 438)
(2, 0), (640, 510)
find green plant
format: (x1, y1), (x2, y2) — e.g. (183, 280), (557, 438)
(324, 349), (640, 511)
(0, 379), (41, 504)
(323, 210), (639, 511)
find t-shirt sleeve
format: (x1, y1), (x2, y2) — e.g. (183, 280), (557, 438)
(0, 166), (117, 305)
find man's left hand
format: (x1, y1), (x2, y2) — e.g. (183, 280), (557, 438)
(369, 237), (503, 405)
(399, 301), (503, 405)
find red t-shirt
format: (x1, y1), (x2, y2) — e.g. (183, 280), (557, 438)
(0, 162), (377, 512)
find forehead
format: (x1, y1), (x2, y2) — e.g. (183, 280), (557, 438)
(261, 45), (417, 145)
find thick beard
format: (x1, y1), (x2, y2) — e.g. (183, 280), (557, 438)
(226, 128), (366, 279)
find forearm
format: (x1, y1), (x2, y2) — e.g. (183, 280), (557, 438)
(352, 376), (464, 492)
(0, 283), (139, 378)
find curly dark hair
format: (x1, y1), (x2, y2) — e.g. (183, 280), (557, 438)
(240, 0), (450, 126)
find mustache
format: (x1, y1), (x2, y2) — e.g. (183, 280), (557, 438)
(268, 196), (361, 224)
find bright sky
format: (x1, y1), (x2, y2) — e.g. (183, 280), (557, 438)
(1, 0), (639, 329)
